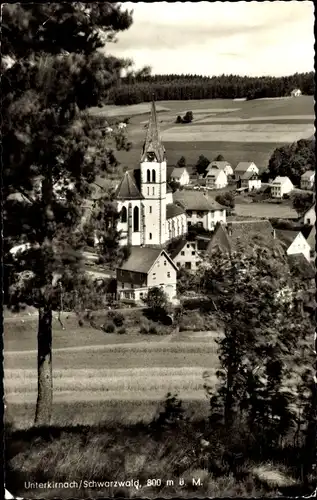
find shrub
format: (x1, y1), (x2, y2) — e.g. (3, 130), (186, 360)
(118, 326), (126, 334)
(152, 392), (187, 431)
(103, 322), (115, 333)
(149, 325), (157, 334)
(108, 311), (125, 327)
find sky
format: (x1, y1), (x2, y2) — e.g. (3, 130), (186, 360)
(109, 1), (314, 77)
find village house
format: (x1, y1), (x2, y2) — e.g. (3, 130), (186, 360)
(207, 161), (234, 177)
(275, 229), (311, 262)
(301, 203), (316, 226)
(300, 170), (315, 190)
(114, 100), (187, 247)
(237, 171), (262, 191)
(116, 247), (177, 303)
(234, 161), (259, 180)
(271, 176), (294, 198)
(301, 225), (316, 262)
(291, 88), (302, 97)
(169, 166), (190, 186)
(204, 168), (228, 189)
(198, 219), (277, 255)
(169, 239), (202, 271)
(173, 190), (226, 231)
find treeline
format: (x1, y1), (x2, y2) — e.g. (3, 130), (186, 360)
(108, 72), (314, 105)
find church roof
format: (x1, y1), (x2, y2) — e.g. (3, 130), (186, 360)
(166, 203), (185, 219)
(115, 170), (143, 200)
(141, 100), (165, 162)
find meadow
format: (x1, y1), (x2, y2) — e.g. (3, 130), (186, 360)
(92, 95), (314, 172)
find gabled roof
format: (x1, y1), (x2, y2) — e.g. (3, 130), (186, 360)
(166, 203), (185, 219)
(240, 171), (259, 180)
(301, 170), (315, 179)
(305, 225), (316, 248)
(173, 190), (224, 211)
(271, 176), (293, 186)
(169, 239), (187, 259)
(118, 247), (177, 273)
(166, 184), (173, 193)
(141, 100), (165, 162)
(235, 162), (256, 172)
(170, 167), (187, 178)
(303, 203), (315, 216)
(205, 168), (224, 180)
(275, 229), (301, 247)
(208, 161), (231, 170)
(115, 170), (143, 200)
(205, 219), (276, 254)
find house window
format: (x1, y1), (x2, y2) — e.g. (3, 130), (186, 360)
(147, 169), (151, 182)
(121, 283), (124, 289)
(167, 272), (171, 278)
(310, 249), (315, 259)
(164, 260), (167, 265)
(149, 233), (152, 240)
(187, 211), (192, 217)
(187, 244), (190, 248)
(192, 251), (195, 255)
(140, 292), (143, 298)
(121, 206), (127, 223)
(124, 292), (130, 298)
(133, 206), (139, 232)
(152, 169), (156, 183)
(152, 187), (155, 195)
(185, 262), (191, 269)
(149, 206), (152, 213)
(181, 251), (185, 256)
(131, 283), (134, 289)
(307, 218), (311, 225)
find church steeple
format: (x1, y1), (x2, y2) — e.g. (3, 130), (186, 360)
(141, 98), (165, 162)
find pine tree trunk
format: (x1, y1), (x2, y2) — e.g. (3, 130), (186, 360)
(34, 305), (53, 425)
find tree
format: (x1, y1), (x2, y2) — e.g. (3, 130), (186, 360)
(291, 192), (314, 217)
(177, 156), (186, 168)
(144, 287), (169, 316)
(215, 192), (235, 209)
(268, 139), (315, 186)
(195, 154), (210, 176)
(169, 180), (181, 192)
(200, 239), (312, 444)
(175, 115), (183, 124)
(214, 154), (225, 161)
(182, 111), (193, 123)
(3, 3), (133, 425)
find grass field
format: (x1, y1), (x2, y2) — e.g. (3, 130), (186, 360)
(92, 96), (314, 172)
(234, 203), (298, 219)
(5, 314), (220, 428)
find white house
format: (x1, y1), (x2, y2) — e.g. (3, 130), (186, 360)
(204, 168), (228, 189)
(170, 167), (190, 186)
(116, 247), (178, 303)
(276, 230), (311, 262)
(173, 190), (226, 232)
(300, 170), (315, 190)
(114, 100), (188, 246)
(234, 162), (259, 180)
(207, 161), (233, 177)
(302, 204), (316, 226)
(305, 226), (316, 262)
(271, 176), (294, 198)
(291, 88), (302, 97)
(169, 239), (202, 271)
(238, 172), (261, 191)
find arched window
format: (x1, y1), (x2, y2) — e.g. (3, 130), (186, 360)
(147, 169), (151, 182)
(133, 206), (139, 232)
(121, 206), (127, 223)
(152, 169), (156, 183)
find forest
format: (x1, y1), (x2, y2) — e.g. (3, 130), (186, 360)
(109, 72), (315, 105)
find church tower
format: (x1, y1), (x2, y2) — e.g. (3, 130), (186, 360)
(140, 100), (167, 246)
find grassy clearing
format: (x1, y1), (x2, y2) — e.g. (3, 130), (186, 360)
(89, 102), (170, 117)
(161, 124), (314, 143)
(234, 203), (298, 219)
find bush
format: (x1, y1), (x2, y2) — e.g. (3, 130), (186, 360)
(149, 325), (157, 334)
(103, 322), (115, 333)
(118, 327), (126, 334)
(108, 311), (125, 327)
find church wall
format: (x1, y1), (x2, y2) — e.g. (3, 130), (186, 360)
(116, 199), (142, 246)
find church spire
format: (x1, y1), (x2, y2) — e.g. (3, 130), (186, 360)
(141, 97), (165, 162)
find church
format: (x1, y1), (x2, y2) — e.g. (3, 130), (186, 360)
(114, 100), (187, 247)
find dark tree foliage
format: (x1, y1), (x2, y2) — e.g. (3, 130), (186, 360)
(195, 154), (210, 176)
(291, 192), (314, 216)
(108, 72), (314, 105)
(215, 192), (235, 209)
(3, 3), (133, 425)
(268, 139), (315, 186)
(177, 156), (186, 168)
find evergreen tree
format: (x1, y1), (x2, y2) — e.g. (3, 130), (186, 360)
(177, 156), (186, 168)
(268, 139), (315, 186)
(3, 3), (133, 425)
(195, 154), (210, 176)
